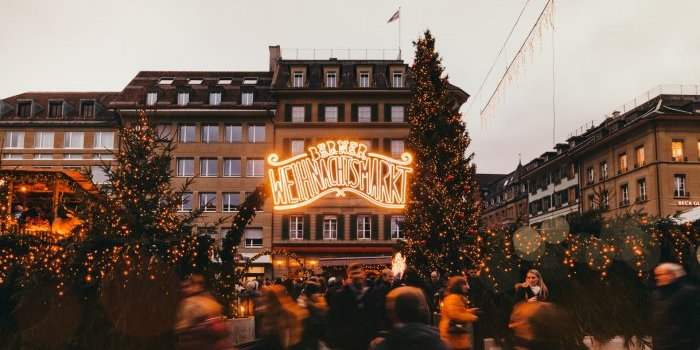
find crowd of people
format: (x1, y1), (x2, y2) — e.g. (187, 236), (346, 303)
(174, 262), (699, 350)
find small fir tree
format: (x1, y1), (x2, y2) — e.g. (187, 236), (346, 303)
(402, 30), (481, 278)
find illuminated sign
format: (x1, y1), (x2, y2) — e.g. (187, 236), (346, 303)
(267, 140), (413, 210)
(676, 200), (700, 206)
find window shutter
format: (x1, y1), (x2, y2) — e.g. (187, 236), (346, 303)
(383, 139), (392, 153)
(316, 214), (324, 240)
(371, 215), (379, 240)
(371, 104), (378, 122)
(384, 215), (391, 240)
(303, 214), (311, 240)
(372, 139), (379, 151)
(338, 104), (345, 122)
(384, 104), (392, 122)
(281, 215), (289, 240)
(351, 104), (358, 122)
(337, 214), (345, 240)
(304, 104), (312, 122)
(284, 104), (292, 122)
(349, 214), (357, 240)
(318, 104), (326, 121)
(283, 138), (290, 157)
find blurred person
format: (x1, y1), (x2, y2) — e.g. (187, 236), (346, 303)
(440, 276), (478, 350)
(297, 277), (329, 350)
(370, 286), (447, 350)
(174, 273), (230, 350)
(325, 263), (372, 350)
(514, 269), (548, 302)
(367, 269), (396, 335)
(258, 284), (309, 350)
(508, 301), (575, 350)
(426, 271), (445, 319)
(652, 263), (699, 350)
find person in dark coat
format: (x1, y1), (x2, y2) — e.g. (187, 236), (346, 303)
(651, 263), (699, 350)
(325, 263), (372, 350)
(367, 269), (396, 336)
(370, 286), (447, 350)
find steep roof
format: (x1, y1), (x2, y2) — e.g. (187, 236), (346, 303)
(0, 92), (120, 121)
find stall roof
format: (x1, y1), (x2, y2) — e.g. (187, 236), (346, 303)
(0, 169), (98, 194)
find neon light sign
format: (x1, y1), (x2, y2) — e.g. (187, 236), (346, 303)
(267, 140), (413, 210)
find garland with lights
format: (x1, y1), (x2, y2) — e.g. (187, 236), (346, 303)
(401, 30), (482, 279)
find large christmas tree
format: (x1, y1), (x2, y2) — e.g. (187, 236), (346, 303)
(402, 30), (481, 278)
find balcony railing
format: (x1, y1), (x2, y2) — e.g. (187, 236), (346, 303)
(281, 48), (402, 60)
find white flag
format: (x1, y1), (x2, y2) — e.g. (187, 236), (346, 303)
(387, 9), (400, 23)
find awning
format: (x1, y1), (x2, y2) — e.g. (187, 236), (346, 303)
(318, 255), (392, 267)
(241, 253), (271, 264)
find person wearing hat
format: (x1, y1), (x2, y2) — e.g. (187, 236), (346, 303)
(325, 263), (373, 350)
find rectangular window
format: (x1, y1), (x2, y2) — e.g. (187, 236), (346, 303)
(244, 228), (263, 248)
(158, 77), (174, 85)
(4, 131), (24, 149)
(638, 179), (647, 201)
(391, 216), (405, 240)
(188, 79), (203, 85)
(225, 124), (242, 143)
(176, 158), (194, 177)
(34, 154), (52, 160)
(600, 162), (608, 180)
(199, 192), (217, 212)
(63, 132), (84, 149)
(290, 215), (304, 240)
(357, 215), (372, 239)
(674, 174), (687, 197)
(587, 167), (595, 184)
(93, 131), (114, 149)
(323, 216), (338, 240)
(359, 71), (370, 88)
(222, 192), (240, 212)
(218, 78), (232, 85)
(241, 91), (254, 105)
(248, 124), (265, 143)
(247, 159), (264, 177)
(34, 132), (54, 149)
(635, 146), (645, 167)
(358, 106), (372, 122)
(155, 124), (172, 140)
(618, 153), (628, 173)
(209, 92), (222, 105)
(48, 101), (63, 118)
(291, 139), (305, 156)
(601, 191), (609, 209)
(177, 92), (190, 106)
(2, 154), (22, 160)
(291, 106), (305, 123)
(324, 106), (338, 122)
(80, 101), (95, 118)
(91, 166), (109, 184)
(390, 140), (405, 158)
(672, 140), (684, 161)
(223, 158), (241, 177)
(588, 194), (597, 210)
(179, 192), (193, 212)
(63, 154), (83, 160)
(201, 124), (219, 143)
(390, 106), (405, 122)
(93, 153), (114, 160)
(620, 184), (629, 205)
(392, 72), (404, 88)
(292, 71), (304, 88)
(326, 72), (337, 88)
(200, 158), (217, 177)
(146, 92), (158, 106)
(243, 77), (258, 85)
(179, 125), (196, 143)
(18, 102), (31, 117)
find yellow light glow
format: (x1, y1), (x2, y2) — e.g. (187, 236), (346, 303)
(267, 140), (413, 210)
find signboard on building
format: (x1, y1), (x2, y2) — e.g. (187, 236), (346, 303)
(267, 140), (413, 210)
(676, 200), (700, 206)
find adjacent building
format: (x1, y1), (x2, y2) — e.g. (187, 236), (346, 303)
(480, 166), (528, 227)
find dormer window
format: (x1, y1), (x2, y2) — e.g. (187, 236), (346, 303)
(326, 71), (337, 88)
(188, 78), (203, 85)
(241, 91), (254, 106)
(146, 92), (158, 106)
(158, 77), (174, 85)
(209, 91), (222, 105)
(218, 78), (232, 85)
(358, 71), (370, 88)
(80, 100), (95, 118)
(177, 91), (190, 106)
(392, 71), (404, 88)
(48, 101), (63, 118)
(243, 77), (258, 85)
(17, 101), (32, 117)
(292, 71), (304, 88)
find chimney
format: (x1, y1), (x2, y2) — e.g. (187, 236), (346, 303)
(269, 45), (281, 74)
(612, 110), (621, 118)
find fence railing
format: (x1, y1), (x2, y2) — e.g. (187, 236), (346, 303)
(281, 48), (402, 60)
(611, 84), (700, 114)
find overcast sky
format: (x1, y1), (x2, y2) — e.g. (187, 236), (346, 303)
(1, 0), (699, 173)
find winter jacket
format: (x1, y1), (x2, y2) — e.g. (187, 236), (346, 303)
(439, 294), (478, 350)
(374, 322), (448, 350)
(652, 279), (700, 350)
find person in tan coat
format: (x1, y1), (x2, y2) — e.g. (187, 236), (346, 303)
(439, 276), (479, 350)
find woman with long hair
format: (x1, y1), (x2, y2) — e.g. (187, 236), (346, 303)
(258, 285), (309, 350)
(439, 276), (479, 350)
(514, 269), (549, 302)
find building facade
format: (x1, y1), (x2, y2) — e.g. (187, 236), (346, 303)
(480, 167), (528, 227)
